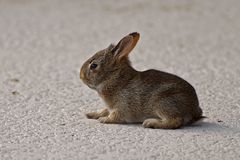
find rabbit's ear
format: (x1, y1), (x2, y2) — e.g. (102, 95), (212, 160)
(112, 32), (140, 61)
(106, 44), (115, 53)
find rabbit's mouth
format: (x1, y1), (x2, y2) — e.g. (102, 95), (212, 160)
(80, 68), (97, 90)
(86, 83), (96, 90)
(80, 77), (91, 87)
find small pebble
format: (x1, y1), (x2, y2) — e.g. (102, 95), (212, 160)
(12, 91), (19, 95)
(10, 78), (19, 83)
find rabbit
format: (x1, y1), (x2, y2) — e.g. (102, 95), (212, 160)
(80, 32), (203, 129)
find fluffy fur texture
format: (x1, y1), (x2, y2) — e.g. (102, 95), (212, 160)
(80, 32), (203, 129)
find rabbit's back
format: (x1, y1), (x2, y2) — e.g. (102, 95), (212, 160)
(117, 69), (202, 124)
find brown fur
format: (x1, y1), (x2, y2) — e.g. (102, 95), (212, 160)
(80, 32), (203, 129)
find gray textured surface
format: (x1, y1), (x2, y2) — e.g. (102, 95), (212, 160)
(0, 0), (240, 159)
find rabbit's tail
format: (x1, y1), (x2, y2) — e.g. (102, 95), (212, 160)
(191, 105), (206, 123)
(191, 115), (207, 124)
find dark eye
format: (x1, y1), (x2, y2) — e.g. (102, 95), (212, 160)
(90, 63), (98, 70)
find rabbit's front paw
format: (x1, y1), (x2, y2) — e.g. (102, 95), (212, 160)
(98, 117), (110, 123)
(86, 108), (110, 119)
(86, 112), (100, 119)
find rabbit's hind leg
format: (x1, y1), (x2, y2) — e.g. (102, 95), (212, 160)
(86, 108), (109, 119)
(142, 109), (183, 129)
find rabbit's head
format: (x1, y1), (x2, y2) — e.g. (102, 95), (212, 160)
(80, 32), (140, 90)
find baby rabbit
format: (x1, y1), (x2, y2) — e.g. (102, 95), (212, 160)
(80, 32), (203, 129)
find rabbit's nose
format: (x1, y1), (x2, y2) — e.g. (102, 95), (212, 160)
(80, 69), (85, 79)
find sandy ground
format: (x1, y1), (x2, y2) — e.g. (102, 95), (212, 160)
(0, 0), (240, 159)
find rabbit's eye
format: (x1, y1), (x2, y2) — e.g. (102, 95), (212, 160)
(90, 63), (98, 70)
